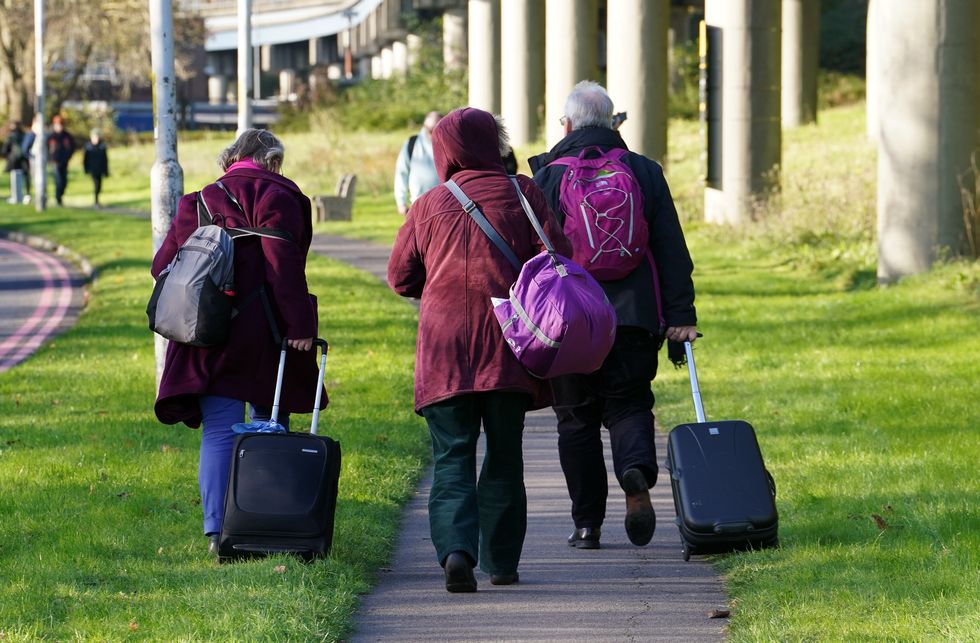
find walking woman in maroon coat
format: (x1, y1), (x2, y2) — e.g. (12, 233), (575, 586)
(388, 108), (572, 592)
(151, 129), (324, 554)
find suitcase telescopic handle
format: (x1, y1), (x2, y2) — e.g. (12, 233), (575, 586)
(270, 338), (328, 431)
(684, 340), (707, 423)
(310, 339), (329, 435)
(270, 338), (289, 424)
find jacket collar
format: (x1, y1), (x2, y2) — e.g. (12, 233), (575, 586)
(220, 166), (303, 195)
(529, 127), (628, 172)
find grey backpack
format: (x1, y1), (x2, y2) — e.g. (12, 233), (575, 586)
(146, 181), (291, 347)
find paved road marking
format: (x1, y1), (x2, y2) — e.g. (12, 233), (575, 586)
(0, 239), (74, 372)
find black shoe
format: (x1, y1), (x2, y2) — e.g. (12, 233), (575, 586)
(207, 534), (220, 557)
(623, 468), (656, 546)
(567, 527), (601, 549)
(490, 572), (519, 585)
(443, 551), (477, 593)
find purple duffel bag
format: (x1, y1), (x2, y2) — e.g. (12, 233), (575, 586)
(445, 178), (617, 379)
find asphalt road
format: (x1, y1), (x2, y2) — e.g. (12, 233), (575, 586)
(0, 237), (87, 373)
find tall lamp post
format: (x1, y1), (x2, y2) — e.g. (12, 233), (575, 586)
(33, 0), (47, 211)
(149, 0), (184, 385)
(237, 0), (253, 134)
(343, 8), (356, 80)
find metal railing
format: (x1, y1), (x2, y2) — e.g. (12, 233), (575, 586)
(178, 0), (351, 17)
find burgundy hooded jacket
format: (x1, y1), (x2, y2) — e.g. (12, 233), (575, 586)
(387, 108), (573, 413)
(151, 166), (325, 427)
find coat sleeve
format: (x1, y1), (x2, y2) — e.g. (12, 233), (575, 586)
(255, 189), (318, 339)
(387, 208), (426, 298)
(635, 157), (697, 328)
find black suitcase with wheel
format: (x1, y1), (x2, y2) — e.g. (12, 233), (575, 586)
(218, 339), (341, 562)
(665, 341), (778, 560)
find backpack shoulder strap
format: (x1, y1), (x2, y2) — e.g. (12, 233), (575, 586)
(444, 180), (522, 271)
(407, 134), (418, 161)
(208, 180), (294, 242)
(197, 192), (213, 226)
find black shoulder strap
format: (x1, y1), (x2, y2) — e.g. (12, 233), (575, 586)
(407, 134), (418, 161)
(203, 181), (294, 242)
(197, 191), (213, 226)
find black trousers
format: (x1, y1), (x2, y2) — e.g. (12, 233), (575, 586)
(551, 327), (660, 529)
(51, 163), (69, 204)
(91, 175), (103, 203)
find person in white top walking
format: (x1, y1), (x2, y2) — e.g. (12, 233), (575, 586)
(393, 111), (441, 216)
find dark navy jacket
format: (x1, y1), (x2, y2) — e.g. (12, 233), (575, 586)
(529, 127), (697, 334)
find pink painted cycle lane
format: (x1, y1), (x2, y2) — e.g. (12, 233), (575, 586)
(0, 238), (86, 373)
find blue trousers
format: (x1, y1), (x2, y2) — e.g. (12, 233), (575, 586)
(198, 395), (289, 535)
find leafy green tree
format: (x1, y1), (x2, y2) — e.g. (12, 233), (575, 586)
(0, 0), (202, 123)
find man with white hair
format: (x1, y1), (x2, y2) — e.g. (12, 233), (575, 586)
(530, 80), (698, 550)
(393, 110), (442, 216)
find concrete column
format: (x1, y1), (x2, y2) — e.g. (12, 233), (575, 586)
(407, 34), (423, 69)
(468, 0), (500, 112)
(260, 44), (272, 72)
(443, 7), (468, 71)
(874, 0), (979, 282)
(392, 40), (409, 78)
(208, 74), (227, 104)
(278, 68), (295, 100)
(545, 0), (599, 147)
(371, 55), (382, 80)
(358, 56), (372, 80)
(501, 0), (545, 146)
(607, 0), (669, 162)
(381, 46), (394, 79)
(703, 0), (781, 225)
(781, 0), (819, 127)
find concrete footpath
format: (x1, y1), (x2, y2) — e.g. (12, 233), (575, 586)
(310, 233), (729, 642)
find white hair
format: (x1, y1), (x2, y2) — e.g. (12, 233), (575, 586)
(494, 115), (511, 158)
(564, 80), (614, 130)
(217, 128), (285, 173)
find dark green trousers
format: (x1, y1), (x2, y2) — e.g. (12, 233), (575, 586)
(421, 391), (530, 576)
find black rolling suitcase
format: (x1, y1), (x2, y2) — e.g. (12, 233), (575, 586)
(218, 338), (341, 562)
(665, 341), (778, 561)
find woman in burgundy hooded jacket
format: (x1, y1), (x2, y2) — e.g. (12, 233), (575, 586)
(388, 108), (572, 592)
(151, 129), (324, 554)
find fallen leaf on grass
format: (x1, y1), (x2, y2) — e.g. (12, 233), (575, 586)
(273, 565), (287, 574)
(707, 609), (730, 619)
(157, 547), (164, 555)
(128, 621), (138, 631)
(872, 513), (889, 530)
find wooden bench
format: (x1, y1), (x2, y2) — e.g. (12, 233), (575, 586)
(313, 174), (357, 222)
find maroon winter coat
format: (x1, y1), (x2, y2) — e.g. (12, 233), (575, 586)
(388, 108), (573, 413)
(152, 166), (324, 427)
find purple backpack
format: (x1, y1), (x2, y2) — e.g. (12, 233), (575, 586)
(445, 178), (617, 379)
(549, 147), (649, 281)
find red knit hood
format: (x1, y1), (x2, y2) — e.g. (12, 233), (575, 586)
(432, 107), (506, 182)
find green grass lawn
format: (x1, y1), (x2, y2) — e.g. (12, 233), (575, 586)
(0, 206), (427, 640)
(1, 101), (979, 640)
